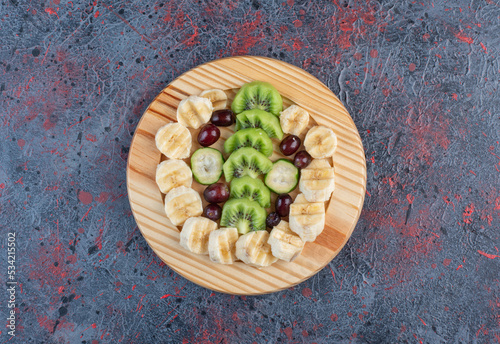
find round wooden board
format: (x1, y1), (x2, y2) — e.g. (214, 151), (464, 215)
(127, 56), (367, 295)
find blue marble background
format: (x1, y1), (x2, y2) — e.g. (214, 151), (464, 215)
(0, 0), (499, 343)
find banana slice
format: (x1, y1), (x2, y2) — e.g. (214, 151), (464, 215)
(299, 159), (335, 202)
(164, 186), (203, 226)
(279, 105), (310, 136)
(235, 231), (278, 267)
(268, 220), (304, 262)
(155, 122), (192, 159)
(177, 95), (213, 129)
(304, 125), (337, 159)
(200, 89), (227, 111)
(208, 227), (239, 264)
(289, 194), (325, 242)
(156, 159), (193, 194)
(180, 217), (218, 254)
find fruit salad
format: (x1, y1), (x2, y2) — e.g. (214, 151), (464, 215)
(154, 81), (338, 267)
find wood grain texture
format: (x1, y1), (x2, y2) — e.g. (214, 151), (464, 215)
(127, 56), (367, 295)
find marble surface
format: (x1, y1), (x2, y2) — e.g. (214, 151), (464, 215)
(0, 0), (499, 343)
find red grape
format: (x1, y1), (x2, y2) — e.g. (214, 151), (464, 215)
(275, 194), (292, 217)
(280, 135), (301, 156)
(266, 212), (281, 228)
(203, 203), (222, 221)
(203, 183), (229, 203)
(211, 109), (234, 126)
(198, 124), (220, 147)
(293, 150), (312, 169)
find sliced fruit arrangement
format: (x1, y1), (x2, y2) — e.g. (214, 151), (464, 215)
(224, 128), (273, 157)
(231, 81), (283, 116)
(191, 147), (224, 185)
(153, 80), (341, 267)
(280, 105), (310, 136)
(208, 227), (239, 264)
(223, 147), (273, 182)
(299, 159), (335, 202)
(268, 220), (304, 262)
(265, 159), (299, 194)
(235, 230), (279, 267)
(180, 217), (218, 254)
(155, 122), (192, 159)
(230, 176), (271, 208)
(164, 186), (203, 226)
(155, 159), (192, 194)
(289, 194), (325, 242)
(235, 109), (284, 139)
(177, 95), (213, 129)
(200, 89), (227, 111)
(304, 125), (337, 159)
(220, 198), (267, 234)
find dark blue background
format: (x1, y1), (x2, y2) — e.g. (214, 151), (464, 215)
(0, 0), (499, 343)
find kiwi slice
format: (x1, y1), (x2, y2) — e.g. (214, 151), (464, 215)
(224, 128), (273, 157)
(235, 109), (284, 140)
(265, 159), (299, 194)
(231, 81), (283, 116)
(191, 147), (224, 185)
(220, 198), (267, 234)
(230, 176), (271, 208)
(223, 147), (273, 182)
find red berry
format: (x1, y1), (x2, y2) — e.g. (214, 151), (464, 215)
(275, 194), (293, 217)
(203, 183), (230, 203)
(198, 124), (220, 147)
(266, 212), (281, 228)
(280, 135), (301, 156)
(203, 204), (222, 221)
(211, 110), (234, 126)
(293, 150), (312, 169)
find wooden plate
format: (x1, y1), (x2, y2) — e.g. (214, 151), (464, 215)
(127, 56), (366, 295)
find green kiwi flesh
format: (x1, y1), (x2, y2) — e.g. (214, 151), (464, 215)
(235, 109), (284, 140)
(230, 176), (271, 208)
(224, 128), (273, 157)
(220, 198), (267, 234)
(223, 147), (273, 182)
(231, 81), (283, 116)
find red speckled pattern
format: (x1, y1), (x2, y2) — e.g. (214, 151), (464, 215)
(0, 0), (499, 343)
